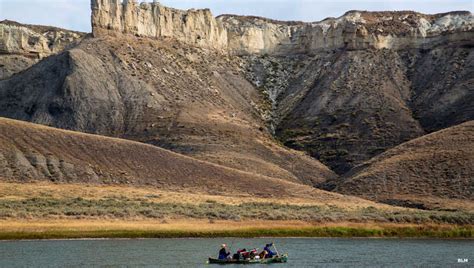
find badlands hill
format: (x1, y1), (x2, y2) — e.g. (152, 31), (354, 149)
(0, 117), (341, 200)
(328, 121), (474, 209)
(0, 1), (473, 210)
(0, 31), (334, 186)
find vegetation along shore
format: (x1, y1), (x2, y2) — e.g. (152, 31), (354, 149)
(1, 182), (472, 240)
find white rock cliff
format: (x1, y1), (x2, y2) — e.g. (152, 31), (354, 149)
(92, 1), (473, 55)
(0, 20), (84, 79)
(219, 11), (473, 54)
(0, 21), (83, 58)
(91, 0), (228, 50)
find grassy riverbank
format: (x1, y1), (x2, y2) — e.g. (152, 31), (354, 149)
(1, 220), (472, 240)
(1, 183), (473, 225)
(1, 182), (472, 240)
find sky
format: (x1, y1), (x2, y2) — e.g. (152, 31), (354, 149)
(0, 0), (472, 32)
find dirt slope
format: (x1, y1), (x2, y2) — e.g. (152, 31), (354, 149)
(330, 121), (474, 208)
(268, 50), (425, 174)
(258, 40), (473, 174)
(0, 117), (347, 200)
(0, 35), (335, 186)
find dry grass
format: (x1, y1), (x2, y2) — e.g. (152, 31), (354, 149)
(0, 219), (312, 232)
(1, 219), (472, 239)
(1, 182), (473, 227)
(0, 182), (473, 239)
(2, 219), (464, 232)
(0, 182), (388, 209)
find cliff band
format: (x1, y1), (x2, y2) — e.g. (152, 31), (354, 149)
(91, 0), (473, 55)
(91, 0), (228, 50)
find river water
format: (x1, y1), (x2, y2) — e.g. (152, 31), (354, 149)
(0, 238), (472, 267)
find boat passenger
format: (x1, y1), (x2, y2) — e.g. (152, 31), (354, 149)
(245, 248), (258, 259)
(264, 243), (277, 258)
(234, 248), (247, 260)
(218, 244), (230, 260)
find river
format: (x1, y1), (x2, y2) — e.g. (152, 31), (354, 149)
(1, 238), (472, 267)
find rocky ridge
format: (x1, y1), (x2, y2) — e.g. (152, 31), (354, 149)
(91, 0), (228, 50)
(91, 1), (473, 54)
(220, 11), (473, 54)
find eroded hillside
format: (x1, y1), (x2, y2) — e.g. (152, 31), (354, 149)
(239, 12), (473, 173)
(331, 121), (474, 210)
(0, 1), (473, 209)
(0, 34), (335, 186)
(246, 38), (473, 173)
(0, 117), (340, 199)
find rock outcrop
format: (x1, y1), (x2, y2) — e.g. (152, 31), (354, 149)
(91, 0), (228, 50)
(0, 20), (84, 79)
(220, 11), (473, 55)
(91, 1), (473, 55)
(0, 20), (83, 59)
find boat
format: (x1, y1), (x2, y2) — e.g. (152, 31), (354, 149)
(208, 254), (288, 264)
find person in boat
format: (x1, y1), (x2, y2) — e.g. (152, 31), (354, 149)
(246, 248), (258, 259)
(263, 243), (277, 258)
(218, 244), (231, 260)
(233, 248), (247, 260)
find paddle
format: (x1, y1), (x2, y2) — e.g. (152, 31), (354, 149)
(272, 241), (280, 257)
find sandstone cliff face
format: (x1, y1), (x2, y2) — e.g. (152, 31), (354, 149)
(0, 20), (83, 58)
(0, 20), (84, 79)
(220, 11), (473, 55)
(91, 1), (473, 55)
(91, 0), (228, 50)
(0, 24), (51, 58)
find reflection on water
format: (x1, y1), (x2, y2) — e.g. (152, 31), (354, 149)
(0, 238), (473, 267)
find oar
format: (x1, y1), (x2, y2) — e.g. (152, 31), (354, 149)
(272, 241), (280, 257)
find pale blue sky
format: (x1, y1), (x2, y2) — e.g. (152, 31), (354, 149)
(0, 0), (472, 32)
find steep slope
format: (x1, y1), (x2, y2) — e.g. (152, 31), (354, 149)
(404, 45), (474, 132)
(0, 117), (341, 199)
(238, 12), (474, 174)
(331, 121), (474, 209)
(0, 35), (335, 185)
(269, 50), (425, 174)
